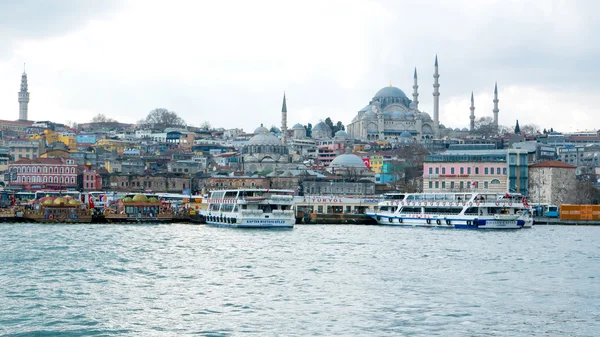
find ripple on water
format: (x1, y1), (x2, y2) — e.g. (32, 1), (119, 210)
(0, 224), (598, 337)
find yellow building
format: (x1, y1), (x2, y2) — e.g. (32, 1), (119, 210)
(96, 139), (136, 154)
(370, 154), (384, 174)
(57, 134), (76, 148)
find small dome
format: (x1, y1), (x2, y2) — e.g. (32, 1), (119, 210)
(53, 197), (66, 205)
(421, 112), (432, 121)
(400, 131), (412, 138)
(313, 121), (331, 132)
(292, 123), (305, 130)
(132, 194), (148, 202)
(254, 124), (269, 134)
(330, 154), (367, 169)
(270, 127), (281, 134)
(382, 111), (391, 117)
(454, 127), (461, 132)
(462, 127), (469, 132)
(406, 111), (414, 118)
(362, 111), (376, 120)
(335, 130), (348, 138)
(247, 133), (282, 146)
(439, 124), (446, 129)
(374, 86), (409, 100)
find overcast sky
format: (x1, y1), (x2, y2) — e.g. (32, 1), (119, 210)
(0, 0), (597, 133)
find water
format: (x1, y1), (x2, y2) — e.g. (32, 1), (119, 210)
(0, 224), (598, 337)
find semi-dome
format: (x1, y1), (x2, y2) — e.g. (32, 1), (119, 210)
(247, 132), (282, 146)
(254, 124), (269, 134)
(391, 110), (405, 118)
(421, 112), (432, 121)
(454, 127), (460, 132)
(362, 110), (376, 120)
(400, 131), (412, 138)
(292, 123), (305, 130)
(330, 153), (367, 169)
(405, 111), (414, 118)
(374, 86), (409, 100)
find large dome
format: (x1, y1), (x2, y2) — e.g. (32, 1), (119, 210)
(374, 86), (409, 100)
(247, 133), (282, 146)
(292, 123), (305, 130)
(330, 154), (367, 169)
(313, 121), (331, 132)
(254, 124), (269, 134)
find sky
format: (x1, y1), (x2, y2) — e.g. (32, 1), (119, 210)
(0, 0), (598, 133)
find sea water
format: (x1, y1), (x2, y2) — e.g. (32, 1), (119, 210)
(0, 224), (598, 337)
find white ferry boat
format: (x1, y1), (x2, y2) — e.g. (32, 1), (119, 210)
(376, 193), (407, 218)
(202, 189), (295, 228)
(368, 192), (533, 229)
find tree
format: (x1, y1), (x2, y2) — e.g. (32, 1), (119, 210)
(305, 123), (312, 138)
(472, 116), (498, 137)
(514, 120), (520, 134)
(200, 121), (211, 131)
(91, 113), (118, 123)
(520, 124), (540, 135)
(324, 117), (346, 137)
(139, 108), (186, 128)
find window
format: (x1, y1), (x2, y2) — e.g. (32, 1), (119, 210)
(467, 167), (471, 174)
(435, 181), (439, 188)
(43, 167), (47, 173)
(503, 168), (507, 175)
(43, 176), (47, 182)
(441, 181), (446, 189)
(71, 167), (75, 173)
(60, 167), (64, 173)
(442, 168), (446, 174)
(450, 181), (455, 189)
(484, 181), (489, 189)
(451, 167), (455, 174)
(71, 177), (75, 183)
(484, 168), (488, 174)
(429, 181), (432, 189)
(428, 167), (433, 174)
(497, 167), (501, 174)
(475, 167), (479, 174)
(435, 167), (439, 174)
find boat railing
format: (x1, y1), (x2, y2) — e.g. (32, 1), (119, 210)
(241, 209), (264, 216)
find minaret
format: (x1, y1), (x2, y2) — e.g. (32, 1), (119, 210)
(469, 91), (475, 132)
(281, 92), (288, 145)
(432, 55), (440, 138)
(18, 64), (30, 121)
(412, 67), (419, 110)
(493, 82), (499, 128)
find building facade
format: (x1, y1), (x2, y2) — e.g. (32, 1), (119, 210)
(528, 160), (577, 206)
(8, 157), (77, 191)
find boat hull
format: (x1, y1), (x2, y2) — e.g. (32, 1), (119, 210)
(204, 215), (294, 229)
(368, 214), (524, 229)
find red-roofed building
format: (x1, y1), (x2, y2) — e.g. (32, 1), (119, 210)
(8, 157), (77, 191)
(528, 160), (577, 206)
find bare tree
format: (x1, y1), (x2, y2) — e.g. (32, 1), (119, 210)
(520, 124), (540, 136)
(200, 121), (211, 131)
(139, 108), (186, 128)
(472, 116), (498, 137)
(91, 113), (118, 123)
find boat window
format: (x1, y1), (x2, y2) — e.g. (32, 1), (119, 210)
(317, 206), (323, 213)
(401, 206), (421, 213)
(464, 207), (478, 215)
(423, 207), (462, 215)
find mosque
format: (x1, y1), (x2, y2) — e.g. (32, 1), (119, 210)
(346, 56), (500, 142)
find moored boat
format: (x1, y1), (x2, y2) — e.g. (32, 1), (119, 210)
(23, 196), (92, 223)
(103, 193), (173, 224)
(202, 189), (295, 228)
(367, 192), (533, 229)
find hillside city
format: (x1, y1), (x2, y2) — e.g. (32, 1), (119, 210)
(2, 66), (599, 209)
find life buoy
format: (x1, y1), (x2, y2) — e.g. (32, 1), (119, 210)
(476, 202), (480, 206)
(436, 219), (441, 225)
(389, 217), (393, 223)
(469, 202), (473, 206)
(446, 220), (451, 225)
(49, 214), (54, 220)
(426, 218), (431, 224)
(508, 202), (512, 206)
(495, 202), (500, 206)
(400, 201), (404, 205)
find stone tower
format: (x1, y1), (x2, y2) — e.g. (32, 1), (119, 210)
(281, 92), (288, 145)
(412, 67), (419, 110)
(432, 55), (440, 138)
(469, 91), (475, 132)
(18, 65), (30, 121)
(493, 82), (499, 128)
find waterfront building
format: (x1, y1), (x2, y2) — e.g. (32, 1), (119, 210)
(8, 157), (77, 191)
(528, 160), (577, 206)
(82, 169), (102, 191)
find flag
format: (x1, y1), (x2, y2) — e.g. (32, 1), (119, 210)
(505, 193), (510, 198)
(89, 198), (95, 209)
(471, 181), (477, 188)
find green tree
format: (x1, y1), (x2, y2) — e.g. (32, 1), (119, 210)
(514, 120), (521, 134)
(305, 123), (312, 138)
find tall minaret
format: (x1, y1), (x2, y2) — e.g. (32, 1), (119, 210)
(432, 55), (440, 138)
(493, 82), (499, 128)
(281, 92), (288, 145)
(18, 64), (30, 121)
(469, 91), (475, 132)
(412, 67), (419, 110)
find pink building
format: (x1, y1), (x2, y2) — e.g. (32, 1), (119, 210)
(8, 157), (78, 191)
(82, 169), (102, 191)
(423, 152), (508, 193)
